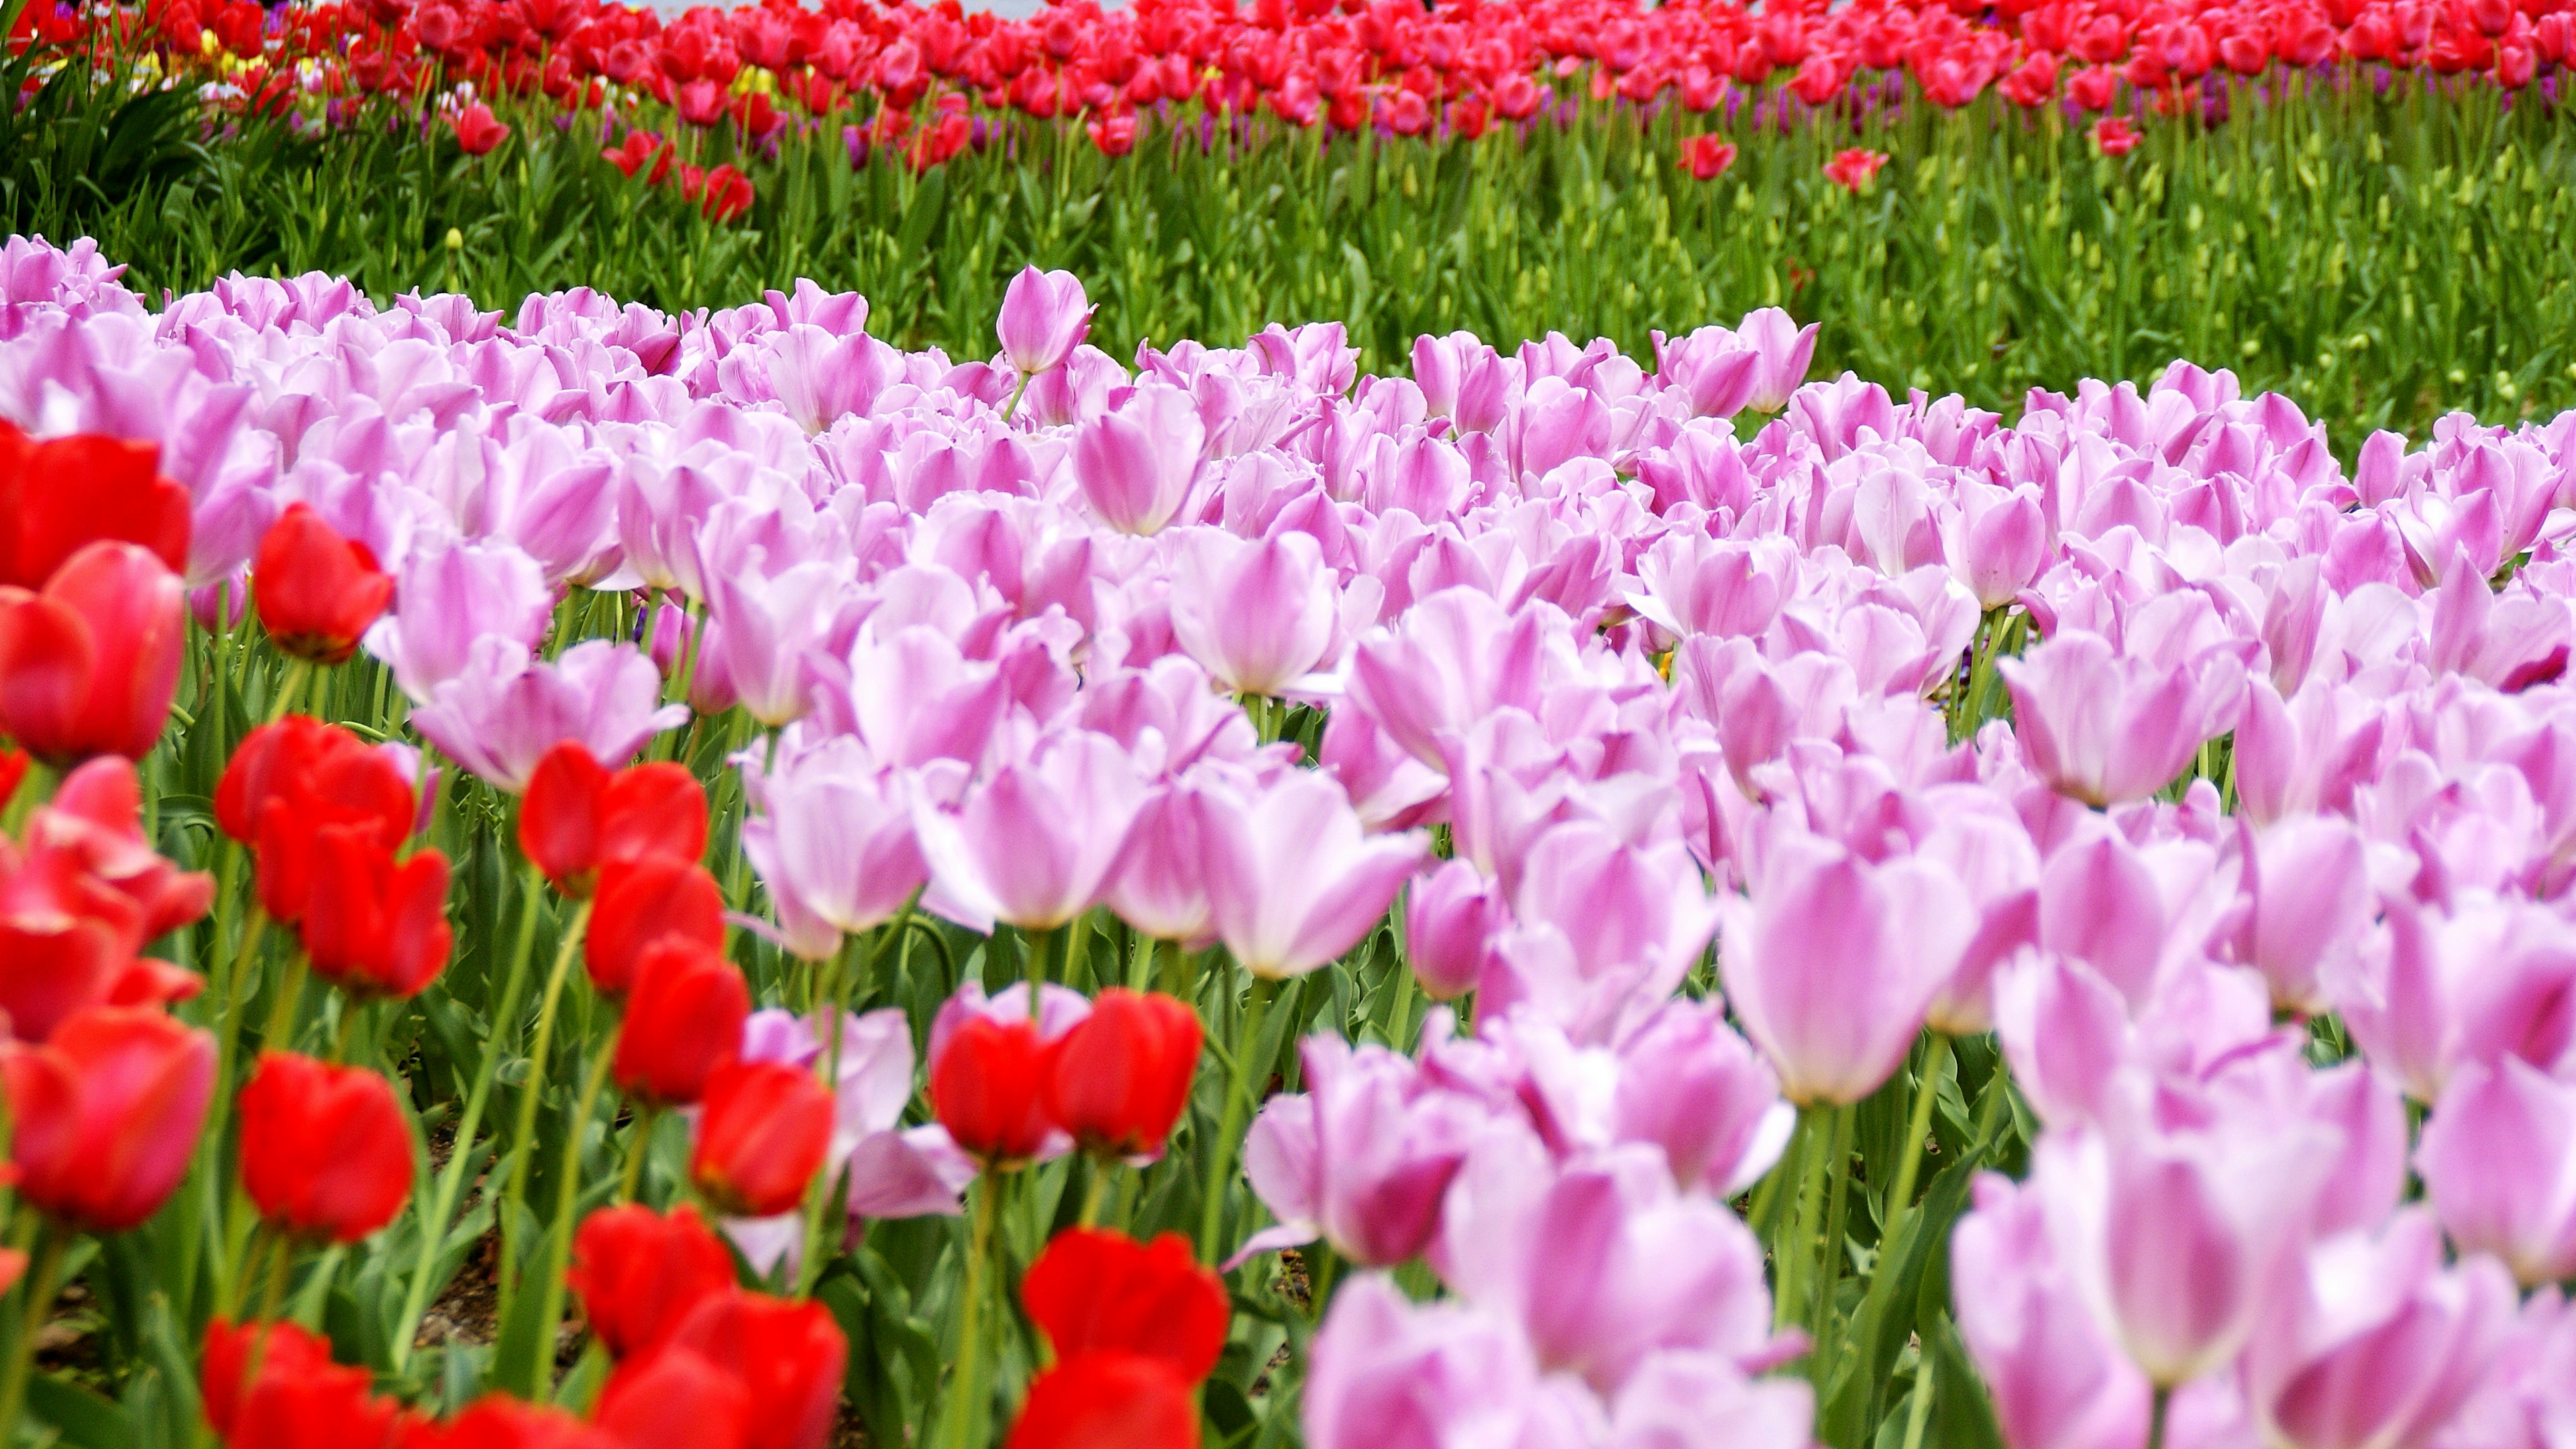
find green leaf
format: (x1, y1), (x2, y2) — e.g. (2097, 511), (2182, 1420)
(28, 1373), (136, 1449)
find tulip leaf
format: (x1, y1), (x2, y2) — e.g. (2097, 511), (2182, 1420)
(1923, 1313), (2006, 1449)
(26, 1373), (134, 1449)
(1818, 1150), (1982, 1449)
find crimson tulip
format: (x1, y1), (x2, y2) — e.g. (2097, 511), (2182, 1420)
(299, 826), (452, 999)
(1021, 1229), (1229, 1383)
(566, 1203), (739, 1360)
(1004, 1352), (1202, 1449)
(239, 1051), (415, 1242)
(451, 101), (511, 156)
(0, 539), (186, 765)
(591, 1345), (751, 1449)
(401, 1397), (616, 1449)
(931, 1013), (1055, 1167)
(252, 503), (394, 666)
(690, 1061), (835, 1218)
(1041, 989), (1201, 1161)
(225, 1350), (411, 1449)
(662, 1289), (849, 1449)
(519, 742), (709, 898)
(586, 855), (727, 996)
(613, 940), (748, 1108)
(220, 718), (417, 922)
(1679, 134), (1737, 180)
(203, 1318), (336, 1439)
(0, 421), (191, 590)
(3, 1006), (213, 1232)
(0, 775), (211, 1040)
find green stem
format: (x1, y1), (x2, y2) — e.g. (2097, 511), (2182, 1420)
(2147, 1386), (2172, 1449)
(1199, 973), (1281, 1264)
(1076, 1163), (1110, 1229)
(0, 1225), (66, 1445)
(943, 1178), (1000, 1449)
(619, 1106), (659, 1205)
(1023, 925), (1055, 1012)
(259, 949), (309, 1058)
(267, 659), (314, 726)
(498, 899), (593, 1307)
(1886, 1034), (1952, 1231)
(1813, 1104), (1857, 1387)
(290, 1246), (345, 1329)
(1777, 1105), (1832, 1334)
(1900, 1350), (1937, 1449)
(527, 1042), (619, 1393)
(389, 860), (554, 1371)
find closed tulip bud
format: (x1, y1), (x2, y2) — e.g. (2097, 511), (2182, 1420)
(1401, 859), (1508, 1001)
(520, 743), (709, 898)
(568, 1203), (740, 1360)
(586, 855), (727, 997)
(691, 1061), (835, 1218)
(1072, 384), (1204, 537)
(223, 719), (418, 924)
(400, 1396), (617, 1449)
(929, 983), (1088, 1169)
(1041, 989), (1201, 1162)
(301, 827), (452, 999)
(0, 539), (186, 766)
(253, 504), (395, 665)
(0, 422), (191, 590)
(1004, 1353), (1201, 1449)
(4, 1006), (213, 1232)
(661, 1289), (849, 1449)
(593, 1346), (751, 1449)
(239, 1051), (415, 1242)
(996, 266), (1091, 376)
(1022, 1229), (1229, 1383)
(614, 941), (749, 1108)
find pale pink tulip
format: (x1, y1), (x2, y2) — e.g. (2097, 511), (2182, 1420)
(1401, 858), (1509, 1001)
(1167, 529), (1341, 698)
(410, 637), (688, 792)
(911, 730), (1146, 932)
(2416, 1058), (2576, 1287)
(2000, 630), (2246, 807)
(1195, 771), (1427, 979)
(1238, 1034), (1489, 1267)
(995, 266), (1089, 377)
(1073, 382), (1204, 536)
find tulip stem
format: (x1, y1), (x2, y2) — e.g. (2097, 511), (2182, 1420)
(0, 1224), (66, 1446)
(1886, 1034), (1951, 1233)
(389, 860), (555, 1371)
(1900, 1352), (1937, 1449)
(498, 899), (593, 1307)
(1776, 1106), (1830, 1334)
(267, 659), (313, 725)
(260, 949), (309, 1057)
(525, 1042), (619, 1395)
(619, 1106), (658, 1205)
(1076, 1163), (1110, 1229)
(2147, 1387), (2172, 1449)
(191, 903), (266, 1317)
(1024, 926), (1055, 1014)
(1813, 1104), (1856, 1386)
(1199, 973), (1280, 1265)
(943, 1177), (1000, 1449)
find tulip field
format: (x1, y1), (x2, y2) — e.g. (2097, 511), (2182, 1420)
(9, 0), (2576, 1445)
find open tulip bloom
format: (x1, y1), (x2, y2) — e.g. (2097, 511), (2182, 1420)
(5, 242), (2576, 1449)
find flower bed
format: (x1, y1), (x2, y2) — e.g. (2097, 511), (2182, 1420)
(1, 234), (2575, 1448)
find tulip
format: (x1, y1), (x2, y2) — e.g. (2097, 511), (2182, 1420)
(0, 843), (188, 1042)
(585, 855), (727, 996)
(930, 1005), (1063, 1169)
(566, 1203), (740, 1360)
(222, 720), (418, 923)
(1609, 999), (1796, 1199)
(1167, 529), (1341, 698)
(1951, 1173), (2156, 1449)
(1102, 782), (1217, 945)
(225, 1348), (409, 1449)
(1021, 1229), (1229, 1383)
(252, 503), (395, 666)
(401, 1397), (616, 1449)
(2227, 817), (2369, 1014)
(1238, 1034), (1487, 1267)
(300, 828), (452, 1000)
(912, 730), (1146, 932)
(239, 1051), (415, 1242)
(3, 1006), (213, 1232)
(2416, 1058), (2576, 1287)
(659, 1289), (849, 1449)
(1303, 1276), (1550, 1449)
(1073, 384), (1205, 537)
(1735, 306), (1821, 413)
(1006, 1353), (1202, 1449)
(1650, 325), (1762, 419)
(1401, 859), (1508, 1001)
(996, 266), (1091, 377)
(614, 940), (749, 1108)
(1041, 989), (1201, 1162)
(202, 1318), (337, 1439)
(410, 638), (690, 794)
(591, 1346), (751, 1449)
(1716, 833), (1976, 1106)
(1483, 826), (1724, 1044)
(451, 101), (510, 156)
(362, 539), (554, 704)
(2330, 893), (2576, 1105)
(706, 561), (855, 727)
(1999, 630), (2245, 808)
(1823, 146), (1889, 193)
(692, 1060), (835, 1218)
(0, 423), (191, 590)
(1943, 480), (2051, 609)
(0, 540), (186, 765)
(727, 1008), (978, 1250)
(738, 740), (926, 954)
(519, 743), (709, 899)
(1195, 771), (1427, 980)
(1678, 133), (1738, 181)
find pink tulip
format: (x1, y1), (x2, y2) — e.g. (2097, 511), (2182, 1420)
(1437, 1129), (1789, 1393)
(1167, 529), (1341, 699)
(1484, 825), (1724, 1044)
(707, 561), (856, 727)
(1649, 326), (1762, 419)
(1344, 587), (1562, 769)
(1945, 480), (2052, 610)
(409, 638), (688, 792)
(2226, 817), (2369, 1014)
(996, 266), (1090, 377)
(1994, 953), (2135, 1128)
(1611, 1000), (1796, 1198)
(2000, 630), (2246, 807)
(2416, 1057), (2576, 1287)
(1303, 1276), (1558, 1449)
(1735, 307), (1819, 413)
(739, 740), (928, 959)
(1401, 859), (1509, 1001)
(911, 730), (1146, 932)
(1606, 1352), (1815, 1449)
(362, 538), (553, 704)
(2330, 893), (2576, 1104)
(1102, 777), (1218, 944)
(1716, 833), (1976, 1105)
(830, 623), (1013, 771)
(1073, 383), (1204, 536)
(2243, 1210), (2516, 1449)
(1195, 771), (1426, 979)
(2231, 680), (2385, 828)
(1953, 1171), (2155, 1449)
(1237, 1034), (1489, 1268)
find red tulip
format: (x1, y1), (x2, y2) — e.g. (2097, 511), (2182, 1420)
(0, 539), (186, 765)
(239, 1051), (415, 1242)
(2091, 115), (2141, 157)
(220, 718), (417, 922)
(1042, 989), (1200, 1161)
(1003, 1352), (1201, 1449)
(931, 1014), (1055, 1167)
(1085, 111), (1136, 156)
(203, 1318), (336, 1439)
(252, 504), (394, 666)
(567, 1203), (739, 1359)
(1824, 146), (1890, 193)
(300, 827), (452, 999)
(519, 743), (708, 899)
(452, 101), (512, 156)
(586, 855), (727, 996)
(690, 1061), (835, 1218)
(4, 1006), (213, 1232)
(1021, 1230), (1228, 1383)
(0, 421), (191, 590)
(592, 1345), (751, 1449)
(0, 775), (213, 1041)
(614, 941), (749, 1108)
(401, 1396), (617, 1449)
(1678, 133), (1737, 181)
(25, 754), (213, 942)
(662, 1289), (849, 1449)
(0, 747), (23, 810)
(227, 1348), (411, 1449)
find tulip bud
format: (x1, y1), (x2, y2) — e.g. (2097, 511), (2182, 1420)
(521, 743), (710, 899)
(586, 855), (727, 996)
(932, 1015), (1055, 1168)
(1040, 989), (1202, 1161)
(0, 540), (187, 766)
(1401, 859), (1508, 1001)
(691, 1061), (835, 1218)
(567, 1203), (739, 1360)
(238, 1051), (415, 1242)
(252, 503), (395, 665)
(1022, 1228), (1228, 1383)
(995, 266), (1091, 376)
(301, 827), (453, 1000)
(614, 941), (749, 1108)
(4, 1007), (214, 1233)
